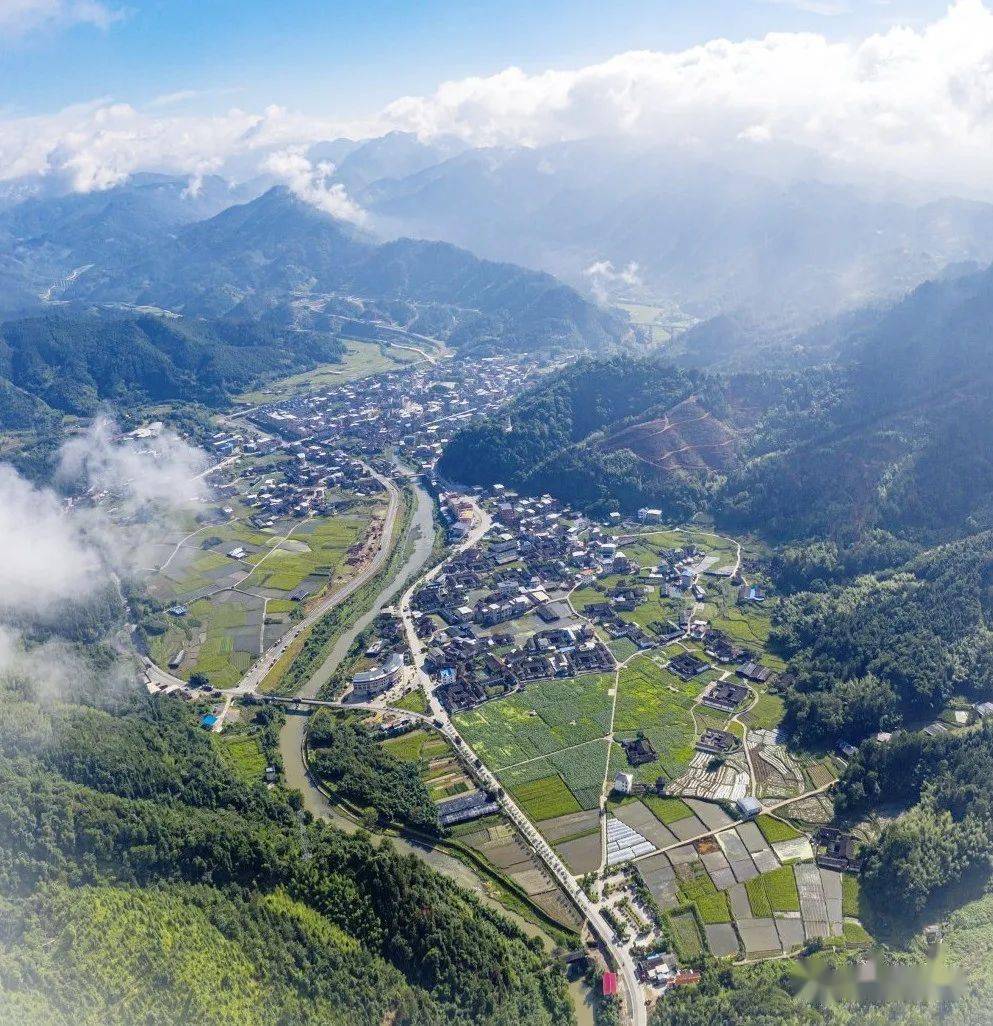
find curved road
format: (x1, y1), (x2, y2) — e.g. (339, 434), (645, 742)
(141, 458), (406, 695)
(394, 503), (648, 1026)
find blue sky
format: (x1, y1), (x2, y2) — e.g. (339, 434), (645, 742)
(0, 0), (955, 119)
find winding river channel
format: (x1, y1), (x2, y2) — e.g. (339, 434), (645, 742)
(276, 475), (595, 1023)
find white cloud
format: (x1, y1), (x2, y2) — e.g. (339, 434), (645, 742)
(0, 100), (348, 193)
(584, 260), (642, 303)
(0, 418), (210, 698)
(0, 418), (209, 620)
(2, 2), (993, 197)
(0, 0), (124, 38)
(380, 0), (993, 197)
(262, 148), (366, 223)
(0, 463), (103, 615)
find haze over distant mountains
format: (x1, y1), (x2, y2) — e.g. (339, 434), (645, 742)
(7, 129), (993, 335)
(344, 134), (993, 325)
(0, 174), (624, 354)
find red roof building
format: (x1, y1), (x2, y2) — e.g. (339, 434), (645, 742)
(602, 972), (618, 997)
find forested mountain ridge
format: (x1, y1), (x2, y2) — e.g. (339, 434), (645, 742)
(722, 262), (993, 543)
(442, 259), (993, 549)
(0, 173), (247, 312)
(0, 311), (344, 429)
(437, 354), (753, 516)
(0, 184), (626, 354)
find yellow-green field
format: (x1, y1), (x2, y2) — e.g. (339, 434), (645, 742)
(233, 339), (418, 405)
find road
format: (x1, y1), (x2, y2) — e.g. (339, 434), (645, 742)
(236, 462), (402, 693)
(394, 502), (647, 1026)
(141, 457), (404, 697)
(628, 779), (837, 866)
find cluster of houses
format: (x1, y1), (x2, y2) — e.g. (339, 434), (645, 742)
(247, 352), (539, 474)
(234, 446), (384, 528)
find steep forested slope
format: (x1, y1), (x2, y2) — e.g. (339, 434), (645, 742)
(722, 265), (993, 544)
(438, 354), (742, 515)
(0, 311), (344, 428)
(442, 260), (993, 546)
(0, 675), (573, 1026)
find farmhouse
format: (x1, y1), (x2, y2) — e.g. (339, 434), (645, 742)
(815, 827), (864, 872)
(736, 795), (762, 819)
(621, 736), (658, 767)
(668, 652), (709, 680)
(701, 680), (749, 712)
(437, 788), (500, 827)
(696, 728), (739, 755)
(736, 661), (772, 684)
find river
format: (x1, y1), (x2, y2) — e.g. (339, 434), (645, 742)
(277, 474), (596, 1020)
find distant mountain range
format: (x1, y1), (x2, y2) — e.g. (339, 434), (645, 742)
(342, 134), (993, 327)
(0, 178), (625, 355)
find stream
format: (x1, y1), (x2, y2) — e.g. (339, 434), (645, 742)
(277, 474), (595, 1017)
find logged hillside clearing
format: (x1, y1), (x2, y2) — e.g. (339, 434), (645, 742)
(602, 395), (738, 475)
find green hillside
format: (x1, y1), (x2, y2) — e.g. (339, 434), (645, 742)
(0, 681), (573, 1026)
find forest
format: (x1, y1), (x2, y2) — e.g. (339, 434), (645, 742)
(0, 310), (346, 429)
(836, 724), (993, 924)
(0, 672), (573, 1026)
(438, 354), (718, 517)
(307, 712), (440, 832)
(769, 532), (993, 743)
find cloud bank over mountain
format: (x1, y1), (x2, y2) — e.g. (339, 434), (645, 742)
(2, 1), (993, 201)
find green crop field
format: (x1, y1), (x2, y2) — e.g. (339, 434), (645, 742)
(843, 921), (872, 945)
(711, 605), (773, 647)
(746, 865), (800, 913)
(510, 775), (583, 821)
(679, 863), (733, 924)
(614, 657), (698, 779)
(756, 814), (803, 844)
(498, 738), (610, 811)
(743, 692), (786, 731)
(394, 688), (428, 714)
(214, 731), (266, 784)
(745, 875), (773, 918)
(234, 339), (417, 405)
(242, 516), (366, 594)
(381, 729), (447, 764)
(453, 674), (614, 768)
(569, 585), (604, 612)
(149, 593), (258, 688)
(842, 873), (861, 918)
(667, 908), (703, 958)
(642, 795), (693, 824)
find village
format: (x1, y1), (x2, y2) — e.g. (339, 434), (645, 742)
(137, 343), (878, 998)
(132, 343), (907, 1009)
